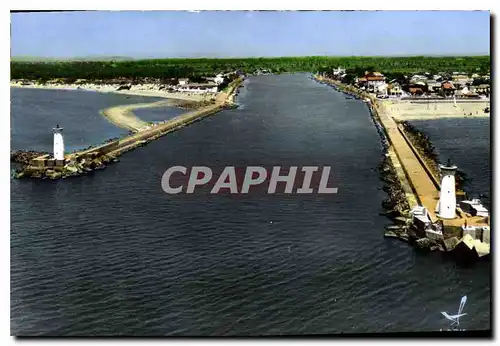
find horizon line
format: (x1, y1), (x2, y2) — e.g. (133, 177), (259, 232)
(11, 53), (491, 61)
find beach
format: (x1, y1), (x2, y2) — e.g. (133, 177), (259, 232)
(100, 100), (173, 132)
(381, 99), (490, 120)
(11, 80), (220, 133)
(10, 80), (214, 102)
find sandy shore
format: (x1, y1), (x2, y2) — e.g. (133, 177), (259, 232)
(10, 81), (214, 102)
(95, 78), (242, 158)
(381, 99), (490, 120)
(101, 100), (173, 132)
(11, 80), (225, 134)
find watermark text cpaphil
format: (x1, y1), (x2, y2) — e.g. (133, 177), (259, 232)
(161, 166), (339, 195)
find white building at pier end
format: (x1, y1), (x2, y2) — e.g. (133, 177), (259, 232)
(53, 124), (65, 161)
(436, 160), (458, 219)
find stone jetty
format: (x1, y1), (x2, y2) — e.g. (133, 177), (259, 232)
(12, 77), (243, 180)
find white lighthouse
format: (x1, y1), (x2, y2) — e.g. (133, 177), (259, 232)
(436, 160), (458, 219)
(53, 124), (65, 161)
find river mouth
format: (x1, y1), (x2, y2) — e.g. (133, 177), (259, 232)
(10, 73), (491, 335)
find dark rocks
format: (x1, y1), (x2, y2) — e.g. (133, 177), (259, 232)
(11, 150), (48, 164)
(169, 99), (216, 110)
(384, 228), (410, 243)
(443, 237), (460, 251)
(451, 241), (480, 264)
(415, 238), (432, 249)
(378, 155), (410, 219)
(393, 216), (410, 225)
(386, 225), (404, 231)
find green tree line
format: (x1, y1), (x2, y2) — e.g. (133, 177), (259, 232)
(11, 56), (490, 81)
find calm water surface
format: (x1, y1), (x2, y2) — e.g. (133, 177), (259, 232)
(409, 118), (491, 208)
(11, 88), (170, 152)
(11, 75), (491, 335)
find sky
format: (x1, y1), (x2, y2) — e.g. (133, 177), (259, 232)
(10, 11), (490, 58)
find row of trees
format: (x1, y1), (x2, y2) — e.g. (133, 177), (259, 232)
(11, 56), (490, 81)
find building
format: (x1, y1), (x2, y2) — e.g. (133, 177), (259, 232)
(53, 125), (65, 161)
(432, 75), (443, 82)
(178, 78), (189, 86)
(177, 83), (218, 93)
(408, 86), (424, 96)
(355, 76), (367, 88)
(387, 82), (403, 96)
(332, 67), (346, 78)
(364, 71), (387, 94)
(455, 86), (480, 99)
(204, 74), (225, 85)
(214, 74), (225, 85)
(459, 199), (489, 218)
(427, 81), (442, 93)
(440, 81), (456, 97)
(410, 74), (427, 84)
(470, 84), (490, 96)
(451, 73), (472, 85)
(436, 162), (457, 219)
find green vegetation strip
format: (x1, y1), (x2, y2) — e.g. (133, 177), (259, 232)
(12, 56), (490, 81)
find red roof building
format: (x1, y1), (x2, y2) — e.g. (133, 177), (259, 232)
(441, 81), (455, 90)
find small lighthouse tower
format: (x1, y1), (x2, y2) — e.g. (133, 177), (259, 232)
(436, 159), (458, 219)
(52, 124), (65, 161)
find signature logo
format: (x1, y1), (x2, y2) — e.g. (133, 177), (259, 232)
(441, 295), (467, 329)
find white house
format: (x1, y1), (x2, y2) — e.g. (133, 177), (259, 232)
(178, 83), (218, 93)
(365, 72), (387, 95)
(410, 74), (427, 83)
(432, 75), (443, 82)
(214, 74), (225, 85)
(387, 82), (403, 97)
(427, 80), (441, 93)
(332, 66), (346, 77)
(178, 78), (189, 86)
(451, 74), (472, 85)
(374, 82), (387, 95)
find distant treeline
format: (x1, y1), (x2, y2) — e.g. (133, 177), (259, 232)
(11, 56), (490, 81)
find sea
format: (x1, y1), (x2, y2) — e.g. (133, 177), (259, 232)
(10, 74), (491, 336)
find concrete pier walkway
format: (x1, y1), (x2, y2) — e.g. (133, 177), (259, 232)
(375, 97), (488, 230)
(316, 75), (488, 233)
(376, 102), (440, 220)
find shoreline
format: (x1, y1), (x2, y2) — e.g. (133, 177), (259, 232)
(13, 77), (244, 179)
(310, 75), (490, 121)
(10, 81), (213, 102)
(100, 100), (173, 132)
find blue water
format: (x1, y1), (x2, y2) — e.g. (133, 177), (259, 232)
(409, 118), (491, 208)
(133, 106), (185, 123)
(10, 75), (491, 335)
(10, 88), (165, 153)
